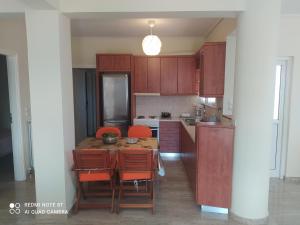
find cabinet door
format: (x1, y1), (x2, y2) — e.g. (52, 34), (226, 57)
(194, 69), (200, 95)
(214, 44), (226, 96)
(147, 57), (161, 93)
(159, 121), (180, 153)
(114, 55), (131, 72)
(199, 44), (226, 97)
(160, 57), (178, 95)
(178, 56), (196, 95)
(197, 126), (234, 208)
(180, 125), (196, 194)
(97, 55), (114, 71)
(134, 56), (148, 93)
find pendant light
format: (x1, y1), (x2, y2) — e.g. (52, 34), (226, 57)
(142, 20), (162, 56)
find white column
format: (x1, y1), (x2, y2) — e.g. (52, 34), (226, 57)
(231, 0), (281, 221)
(25, 10), (75, 211)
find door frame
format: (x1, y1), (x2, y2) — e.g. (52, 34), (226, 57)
(274, 57), (293, 179)
(0, 49), (27, 181)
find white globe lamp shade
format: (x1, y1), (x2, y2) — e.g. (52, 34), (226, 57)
(142, 35), (162, 56)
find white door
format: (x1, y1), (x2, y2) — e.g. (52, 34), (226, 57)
(270, 60), (287, 177)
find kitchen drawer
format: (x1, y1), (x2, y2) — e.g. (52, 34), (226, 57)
(160, 121), (181, 128)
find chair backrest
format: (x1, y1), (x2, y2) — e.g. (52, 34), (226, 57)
(96, 127), (121, 139)
(73, 149), (111, 170)
(128, 125), (152, 138)
(118, 149), (153, 172)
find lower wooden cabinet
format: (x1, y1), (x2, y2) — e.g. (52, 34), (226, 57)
(180, 124), (197, 194)
(181, 123), (234, 209)
(159, 121), (181, 153)
(196, 125), (234, 208)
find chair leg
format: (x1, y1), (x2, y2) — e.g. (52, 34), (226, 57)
(80, 183), (86, 200)
(117, 181), (122, 214)
(110, 180), (115, 213)
(75, 181), (82, 214)
(151, 180), (155, 215)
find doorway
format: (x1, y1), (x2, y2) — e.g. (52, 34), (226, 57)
(270, 59), (291, 178)
(73, 68), (97, 144)
(0, 54), (14, 180)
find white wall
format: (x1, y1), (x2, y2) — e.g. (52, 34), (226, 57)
(71, 36), (204, 67)
(206, 18), (237, 42)
(0, 17), (31, 179)
(279, 15), (300, 177)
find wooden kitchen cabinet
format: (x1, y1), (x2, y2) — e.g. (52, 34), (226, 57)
(196, 125), (234, 208)
(177, 56), (196, 95)
(160, 57), (178, 95)
(180, 122), (234, 208)
(147, 57), (161, 93)
(134, 56), (148, 93)
(134, 56), (161, 93)
(97, 54), (131, 72)
(198, 42), (226, 97)
(159, 121), (181, 153)
(180, 124), (197, 193)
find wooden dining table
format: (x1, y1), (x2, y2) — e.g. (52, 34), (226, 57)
(75, 137), (164, 175)
(76, 137), (159, 152)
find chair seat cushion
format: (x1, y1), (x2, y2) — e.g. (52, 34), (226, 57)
(79, 171), (111, 182)
(120, 171), (152, 181)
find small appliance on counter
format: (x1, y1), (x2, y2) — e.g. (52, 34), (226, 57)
(161, 112), (171, 119)
(194, 104), (204, 122)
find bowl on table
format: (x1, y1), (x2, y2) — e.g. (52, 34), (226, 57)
(102, 132), (118, 144)
(126, 137), (138, 144)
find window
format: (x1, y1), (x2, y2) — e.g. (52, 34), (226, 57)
(207, 98), (216, 104)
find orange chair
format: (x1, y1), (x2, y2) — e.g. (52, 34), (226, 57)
(117, 148), (155, 214)
(96, 127), (121, 139)
(72, 149), (116, 213)
(128, 125), (152, 138)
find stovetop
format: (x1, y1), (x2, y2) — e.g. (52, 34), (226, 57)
(136, 115), (159, 119)
(133, 116), (160, 127)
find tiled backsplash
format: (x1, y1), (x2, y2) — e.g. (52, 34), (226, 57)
(135, 96), (199, 118)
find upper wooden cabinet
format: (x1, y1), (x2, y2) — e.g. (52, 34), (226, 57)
(134, 56), (148, 93)
(134, 56), (161, 93)
(178, 56), (196, 95)
(160, 57), (178, 95)
(147, 57), (161, 93)
(198, 42), (226, 97)
(97, 54), (131, 72)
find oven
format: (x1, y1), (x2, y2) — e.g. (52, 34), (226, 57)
(150, 126), (159, 140)
(133, 118), (160, 141)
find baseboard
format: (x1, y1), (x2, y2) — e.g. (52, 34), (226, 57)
(230, 212), (268, 225)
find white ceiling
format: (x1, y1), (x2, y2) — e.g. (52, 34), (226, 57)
(71, 17), (222, 37)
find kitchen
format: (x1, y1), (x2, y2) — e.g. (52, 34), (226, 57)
(1, 1), (299, 224)
(72, 18), (235, 213)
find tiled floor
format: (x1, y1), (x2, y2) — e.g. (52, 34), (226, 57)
(0, 154), (299, 225)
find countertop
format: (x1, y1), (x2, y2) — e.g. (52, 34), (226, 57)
(169, 116), (234, 143)
(159, 116), (234, 143)
(180, 119), (196, 142)
(159, 117), (181, 122)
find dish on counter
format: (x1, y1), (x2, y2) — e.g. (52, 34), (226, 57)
(126, 137), (139, 144)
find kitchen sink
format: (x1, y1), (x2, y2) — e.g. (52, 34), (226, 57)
(184, 117), (220, 125)
(184, 118), (196, 126)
